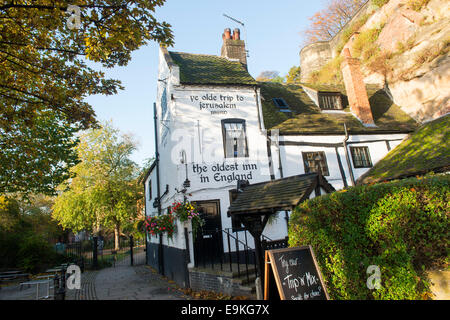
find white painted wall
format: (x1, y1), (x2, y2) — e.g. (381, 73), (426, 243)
(147, 48), (277, 252)
(271, 133), (408, 190)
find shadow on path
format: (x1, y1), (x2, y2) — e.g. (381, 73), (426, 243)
(66, 265), (190, 300)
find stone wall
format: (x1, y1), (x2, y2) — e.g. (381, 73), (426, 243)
(300, 0), (374, 81)
(300, 42), (332, 82)
(188, 268), (254, 297)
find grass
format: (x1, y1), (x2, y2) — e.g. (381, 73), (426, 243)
(371, 0), (390, 7)
(407, 0), (431, 11)
(352, 27), (385, 61)
(335, 13), (371, 56)
(307, 56), (344, 85)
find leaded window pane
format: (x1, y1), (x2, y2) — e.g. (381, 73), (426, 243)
(223, 120), (248, 158)
(302, 151), (329, 176)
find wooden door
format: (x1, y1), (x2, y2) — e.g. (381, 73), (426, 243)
(193, 200), (223, 265)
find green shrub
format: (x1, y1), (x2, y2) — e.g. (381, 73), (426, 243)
(17, 235), (64, 273)
(0, 233), (21, 269)
(288, 175), (449, 300)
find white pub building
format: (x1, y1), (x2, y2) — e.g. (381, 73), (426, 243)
(142, 28), (418, 294)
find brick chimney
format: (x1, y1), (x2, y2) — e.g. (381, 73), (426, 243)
(221, 28), (247, 70)
(340, 48), (375, 126)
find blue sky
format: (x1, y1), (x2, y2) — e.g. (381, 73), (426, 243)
(85, 0), (325, 167)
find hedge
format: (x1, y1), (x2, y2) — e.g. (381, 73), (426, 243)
(288, 174), (449, 300)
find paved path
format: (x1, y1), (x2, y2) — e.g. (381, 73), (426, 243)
(66, 265), (190, 300)
(1, 265), (190, 300)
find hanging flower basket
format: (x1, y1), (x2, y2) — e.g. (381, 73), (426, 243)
(145, 214), (176, 239)
(170, 201), (205, 239)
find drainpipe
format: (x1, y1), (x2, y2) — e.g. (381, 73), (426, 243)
(343, 124), (356, 186)
(254, 86), (262, 131)
(266, 131), (275, 180)
(143, 182), (148, 266)
(277, 142), (284, 178)
(154, 102), (164, 275)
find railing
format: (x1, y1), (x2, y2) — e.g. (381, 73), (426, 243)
(262, 236), (289, 251)
(60, 236), (144, 270)
(194, 228), (257, 283)
(193, 228), (289, 284)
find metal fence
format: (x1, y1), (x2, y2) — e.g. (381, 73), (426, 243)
(60, 235), (145, 270)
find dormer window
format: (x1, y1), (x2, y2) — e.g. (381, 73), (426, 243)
(272, 98), (291, 113)
(318, 92), (342, 110)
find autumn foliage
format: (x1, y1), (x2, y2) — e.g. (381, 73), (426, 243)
(302, 0), (367, 45)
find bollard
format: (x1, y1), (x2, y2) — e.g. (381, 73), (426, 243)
(53, 274), (65, 300)
(255, 277), (263, 300)
(55, 287), (65, 300)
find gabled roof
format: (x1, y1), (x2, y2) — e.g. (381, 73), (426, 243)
(227, 173), (335, 215)
(259, 82), (418, 134)
(168, 51), (257, 86)
(357, 114), (450, 184)
(138, 160), (156, 185)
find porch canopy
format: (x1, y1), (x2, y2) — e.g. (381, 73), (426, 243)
(227, 172), (335, 279)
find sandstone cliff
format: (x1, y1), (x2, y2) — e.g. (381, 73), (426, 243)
(300, 0), (449, 123)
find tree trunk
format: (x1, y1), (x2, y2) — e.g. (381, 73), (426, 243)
(114, 224), (120, 251)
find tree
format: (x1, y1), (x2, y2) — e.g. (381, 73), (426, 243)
(302, 0), (367, 45)
(0, 1), (173, 196)
(0, 0), (173, 129)
(285, 66), (302, 84)
(1, 194), (67, 271)
(52, 122), (142, 250)
(0, 110), (80, 195)
(256, 70), (285, 83)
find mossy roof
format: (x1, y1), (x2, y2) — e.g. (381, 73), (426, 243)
(168, 51), (257, 86)
(259, 82), (419, 134)
(357, 115), (450, 184)
(228, 173), (335, 215)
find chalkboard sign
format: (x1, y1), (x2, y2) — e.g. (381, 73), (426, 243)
(264, 246), (329, 300)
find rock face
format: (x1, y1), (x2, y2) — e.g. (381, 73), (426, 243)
(388, 54), (450, 122)
(427, 270), (450, 300)
(300, 0), (450, 123)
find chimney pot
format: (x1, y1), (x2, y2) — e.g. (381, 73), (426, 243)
(223, 28), (231, 40)
(232, 28), (240, 40)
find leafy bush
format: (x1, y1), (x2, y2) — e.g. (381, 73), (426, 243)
(16, 235), (65, 273)
(0, 233), (21, 269)
(288, 175), (449, 300)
